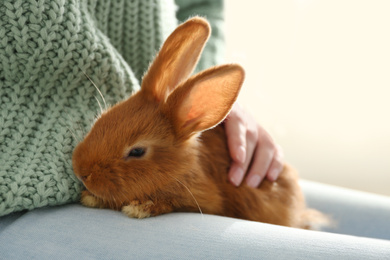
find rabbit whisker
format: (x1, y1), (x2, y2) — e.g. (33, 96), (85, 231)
(82, 70), (108, 111)
(172, 176), (203, 217)
(66, 126), (80, 143)
(64, 114), (83, 143)
(94, 96), (104, 115)
(107, 194), (114, 209)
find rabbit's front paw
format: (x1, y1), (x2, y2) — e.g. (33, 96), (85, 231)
(81, 190), (104, 208)
(122, 200), (154, 219)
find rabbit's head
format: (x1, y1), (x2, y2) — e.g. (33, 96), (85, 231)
(72, 17), (244, 205)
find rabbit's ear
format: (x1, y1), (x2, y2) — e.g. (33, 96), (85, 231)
(165, 64), (245, 139)
(141, 17), (210, 103)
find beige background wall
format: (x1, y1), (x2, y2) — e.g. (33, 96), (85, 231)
(225, 0), (390, 196)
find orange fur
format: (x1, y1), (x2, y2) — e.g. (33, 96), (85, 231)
(72, 17), (329, 229)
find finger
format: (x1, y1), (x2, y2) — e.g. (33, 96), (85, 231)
(232, 131), (257, 186)
(228, 127), (257, 186)
(245, 130), (275, 188)
(224, 111), (247, 164)
(266, 145), (284, 181)
(228, 162), (246, 187)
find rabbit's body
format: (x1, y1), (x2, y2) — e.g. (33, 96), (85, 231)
(73, 17), (329, 230)
(181, 125), (319, 228)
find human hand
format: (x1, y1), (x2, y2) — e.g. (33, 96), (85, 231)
(224, 103), (284, 188)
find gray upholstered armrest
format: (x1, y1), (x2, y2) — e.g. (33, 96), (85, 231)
(1, 181), (389, 259)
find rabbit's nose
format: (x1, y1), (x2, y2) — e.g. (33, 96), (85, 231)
(80, 173), (91, 182)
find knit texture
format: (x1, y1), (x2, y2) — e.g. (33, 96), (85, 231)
(0, 0), (224, 217)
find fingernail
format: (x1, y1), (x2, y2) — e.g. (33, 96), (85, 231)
(247, 174), (261, 188)
(236, 146), (246, 163)
(230, 167), (244, 186)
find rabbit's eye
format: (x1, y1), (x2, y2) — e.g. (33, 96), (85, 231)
(128, 147), (146, 158)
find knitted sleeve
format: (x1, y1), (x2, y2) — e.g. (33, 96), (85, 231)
(0, 0), (221, 217)
(175, 0), (225, 72)
(0, 0), (177, 217)
(88, 1), (178, 82)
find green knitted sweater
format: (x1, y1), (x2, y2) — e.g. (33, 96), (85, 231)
(0, 0), (224, 217)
